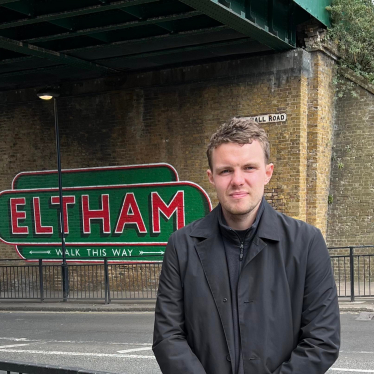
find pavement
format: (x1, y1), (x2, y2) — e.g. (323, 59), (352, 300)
(0, 298), (373, 313)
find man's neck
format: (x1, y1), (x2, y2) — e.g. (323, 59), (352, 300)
(222, 201), (261, 231)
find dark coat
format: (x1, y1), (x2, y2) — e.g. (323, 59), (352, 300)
(153, 200), (340, 374)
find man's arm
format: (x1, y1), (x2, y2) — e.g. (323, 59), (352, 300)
(273, 229), (340, 374)
(152, 234), (207, 374)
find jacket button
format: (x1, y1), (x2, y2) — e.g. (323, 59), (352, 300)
(226, 354), (231, 362)
(223, 298), (228, 302)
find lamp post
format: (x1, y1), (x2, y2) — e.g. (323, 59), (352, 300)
(37, 88), (68, 302)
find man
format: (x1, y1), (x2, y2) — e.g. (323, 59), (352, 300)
(153, 118), (340, 374)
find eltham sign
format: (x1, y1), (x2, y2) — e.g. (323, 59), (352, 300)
(0, 164), (212, 261)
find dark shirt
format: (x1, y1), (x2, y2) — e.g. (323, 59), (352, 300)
(218, 199), (265, 374)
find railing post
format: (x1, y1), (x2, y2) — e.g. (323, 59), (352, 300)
(104, 258), (111, 304)
(39, 259), (44, 302)
(350, 247), (355, 302)
(62, 262), (69, 302)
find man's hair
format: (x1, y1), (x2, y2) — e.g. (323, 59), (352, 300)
(206, 117), (270, 170)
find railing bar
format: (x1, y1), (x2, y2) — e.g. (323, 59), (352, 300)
(110, 264), (115, 300)
(344, 257), (347, 297)
(364, 255), (366, 296)
(26, 265), (29, 299)
(140, 264), (144, 299)
(123, 265), (126, 299)
(337, 257), (341, 296)
(132, 264), (136, 299)
(73, 265), (75, 299)
(358, 255), (361, 296)
(9, 266), (12, 299)
(152, 262), (156, 298)
(369, 256), (371, 296)
(84, 265), (86, 299)
(95, 265), (98, 298)
(16, 266), (19, 298)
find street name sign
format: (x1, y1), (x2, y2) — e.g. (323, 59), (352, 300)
(244, 113), (287, 123)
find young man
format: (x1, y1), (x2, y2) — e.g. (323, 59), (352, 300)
(153, 118), (340, 374)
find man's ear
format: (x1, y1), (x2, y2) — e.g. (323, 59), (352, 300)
(265, 163), (274, 185)
(207, 169), (215, 186)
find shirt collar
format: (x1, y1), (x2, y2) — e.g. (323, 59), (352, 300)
(218, 197), (265, 242)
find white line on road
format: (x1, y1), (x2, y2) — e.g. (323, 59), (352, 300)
(0, 348), (155, 359)
(340, 351), (374, 354)
(117, 347), (152, 353)
(329, 369), (374, 373)
(0, 337), (150, 346)
(0, 344), (30, 348)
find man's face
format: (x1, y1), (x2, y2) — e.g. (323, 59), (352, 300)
(207, 141), (273, 220)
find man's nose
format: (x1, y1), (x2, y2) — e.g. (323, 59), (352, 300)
(231, 170), (244, 186)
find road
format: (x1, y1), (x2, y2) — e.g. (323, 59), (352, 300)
(0, 311), (373, 373)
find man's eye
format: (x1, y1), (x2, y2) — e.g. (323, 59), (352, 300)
(245, 166), (254, 170)
(220, 169), (230, 174)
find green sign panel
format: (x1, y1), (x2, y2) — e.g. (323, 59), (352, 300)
(0, 164), (211, 262)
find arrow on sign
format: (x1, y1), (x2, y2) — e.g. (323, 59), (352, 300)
(139, 251), (164, 255)
(29, 250), (51, 254)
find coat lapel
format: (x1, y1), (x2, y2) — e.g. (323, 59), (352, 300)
(190, 206), (235, 370)
(242, 199), (280, 269)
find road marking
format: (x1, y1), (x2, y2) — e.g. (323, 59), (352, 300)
(340, 351), (374, 355)
(0, 337), (150, 346)
(117, 347), (152, 353)
(0, 348), (155, 359)
(0, 344), (30, 348)
(329, 369), (374, 373)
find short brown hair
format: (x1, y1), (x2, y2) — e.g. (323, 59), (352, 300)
(206, 117), (270, 170)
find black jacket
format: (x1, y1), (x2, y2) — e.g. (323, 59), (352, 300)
(153, 200), (340, 374)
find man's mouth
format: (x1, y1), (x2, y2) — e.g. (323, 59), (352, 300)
(230, 192), (248, 198)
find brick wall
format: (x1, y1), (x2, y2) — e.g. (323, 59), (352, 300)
(326, 77), (374, 247)
(306, 52), (335, 235)
(0, 48), (337, 259)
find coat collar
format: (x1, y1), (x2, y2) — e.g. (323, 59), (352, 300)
(189, 198), (281, 242)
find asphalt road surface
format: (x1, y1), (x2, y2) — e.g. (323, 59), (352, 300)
(0, 311), (373, 373)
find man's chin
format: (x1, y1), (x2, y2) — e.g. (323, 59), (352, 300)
(224, 206), (255, 216)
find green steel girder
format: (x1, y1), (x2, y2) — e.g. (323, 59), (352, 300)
(0, 63), (67, 78)
(101, 37), (255, 62)
(23, 11), (202, 44)
(0, 0), (20, 4)
(0, 0), (160, 29)
(0, 35), (117, 72)
(119, 7), (176, 33)
(293, 0), (331, 27)
(0, 25), (230, 68)
(2, 0), (36, 17)
(178, 0), (295, 50)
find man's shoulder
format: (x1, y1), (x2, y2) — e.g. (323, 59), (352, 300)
(169, 206), (218, 241)
(171, 217), (204, 237)
(263, 201), (321, 239)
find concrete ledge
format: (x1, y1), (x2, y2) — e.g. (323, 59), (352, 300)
(0, 300), (156, 312)
(0, 299), (373, 313)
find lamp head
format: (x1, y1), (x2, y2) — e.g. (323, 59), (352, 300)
(37, 88), (60, 100)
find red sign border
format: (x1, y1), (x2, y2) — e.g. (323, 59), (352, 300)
(12, 163), (179, 189)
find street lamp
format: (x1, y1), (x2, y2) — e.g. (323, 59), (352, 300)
(37, 87), (69, 302)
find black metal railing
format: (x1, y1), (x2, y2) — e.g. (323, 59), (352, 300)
(0, 258), (162, 303)
(329, 246), (374, 302)
(0, 359), (113, 373)
(1, 246), (373, 303)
